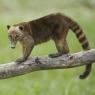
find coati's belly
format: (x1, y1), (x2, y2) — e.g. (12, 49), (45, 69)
(33, 33), (51, 45)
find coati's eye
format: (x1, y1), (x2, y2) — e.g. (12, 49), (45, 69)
(19, 26), (24, 31)
(16, 35), (19, 39)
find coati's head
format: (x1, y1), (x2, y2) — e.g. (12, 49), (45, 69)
(7, 25), (24, 49)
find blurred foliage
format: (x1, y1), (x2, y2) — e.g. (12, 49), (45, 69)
(78, 0), (95, 8)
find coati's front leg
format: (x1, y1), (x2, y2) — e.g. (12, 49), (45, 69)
(16, 37), (34, 63)
(49, 38), (69, 58)
(16, 45), (34, 63)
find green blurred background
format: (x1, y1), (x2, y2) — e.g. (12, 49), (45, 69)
(0, 0), (95, 95)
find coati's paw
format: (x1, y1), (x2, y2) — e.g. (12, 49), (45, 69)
(15, 57), (27, 64)
(49, 53), (63, 58)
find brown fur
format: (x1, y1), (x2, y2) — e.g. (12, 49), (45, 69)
(7, 13), (92, 79)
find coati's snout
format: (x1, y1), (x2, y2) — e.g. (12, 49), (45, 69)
(11, 40), (17, 49)
(8, 34), (18, 49)
(11, 46), (15, 49)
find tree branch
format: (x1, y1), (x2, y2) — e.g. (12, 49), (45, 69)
(0, 48), (95, 79)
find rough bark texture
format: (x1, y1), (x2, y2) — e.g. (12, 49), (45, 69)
(0, 48), (95, 79)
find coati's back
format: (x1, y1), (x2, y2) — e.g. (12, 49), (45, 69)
(29, 13), (67, 44)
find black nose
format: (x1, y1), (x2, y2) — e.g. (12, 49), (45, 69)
(11, 46), (15, 49)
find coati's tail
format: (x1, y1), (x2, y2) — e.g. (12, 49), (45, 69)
(64, 16), (92, 79)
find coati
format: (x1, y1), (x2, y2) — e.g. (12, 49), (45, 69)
(7, 13), (91, 79)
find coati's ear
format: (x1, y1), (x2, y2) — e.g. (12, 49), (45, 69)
(19, 26), (24, 31)
(7, 25), (11, 30)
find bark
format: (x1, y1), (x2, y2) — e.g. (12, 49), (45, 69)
(0, 48), (95, 79)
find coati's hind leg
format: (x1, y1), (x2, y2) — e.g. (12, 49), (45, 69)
(49, 38), (69, 58)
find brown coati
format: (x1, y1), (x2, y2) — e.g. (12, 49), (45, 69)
(7, 13), (91, 79)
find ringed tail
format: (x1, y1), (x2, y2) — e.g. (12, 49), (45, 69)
(64, 15), (92, 79)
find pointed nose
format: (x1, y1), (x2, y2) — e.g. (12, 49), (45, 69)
(11, 46), (15, 49)
(11, 43), (16, 49)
